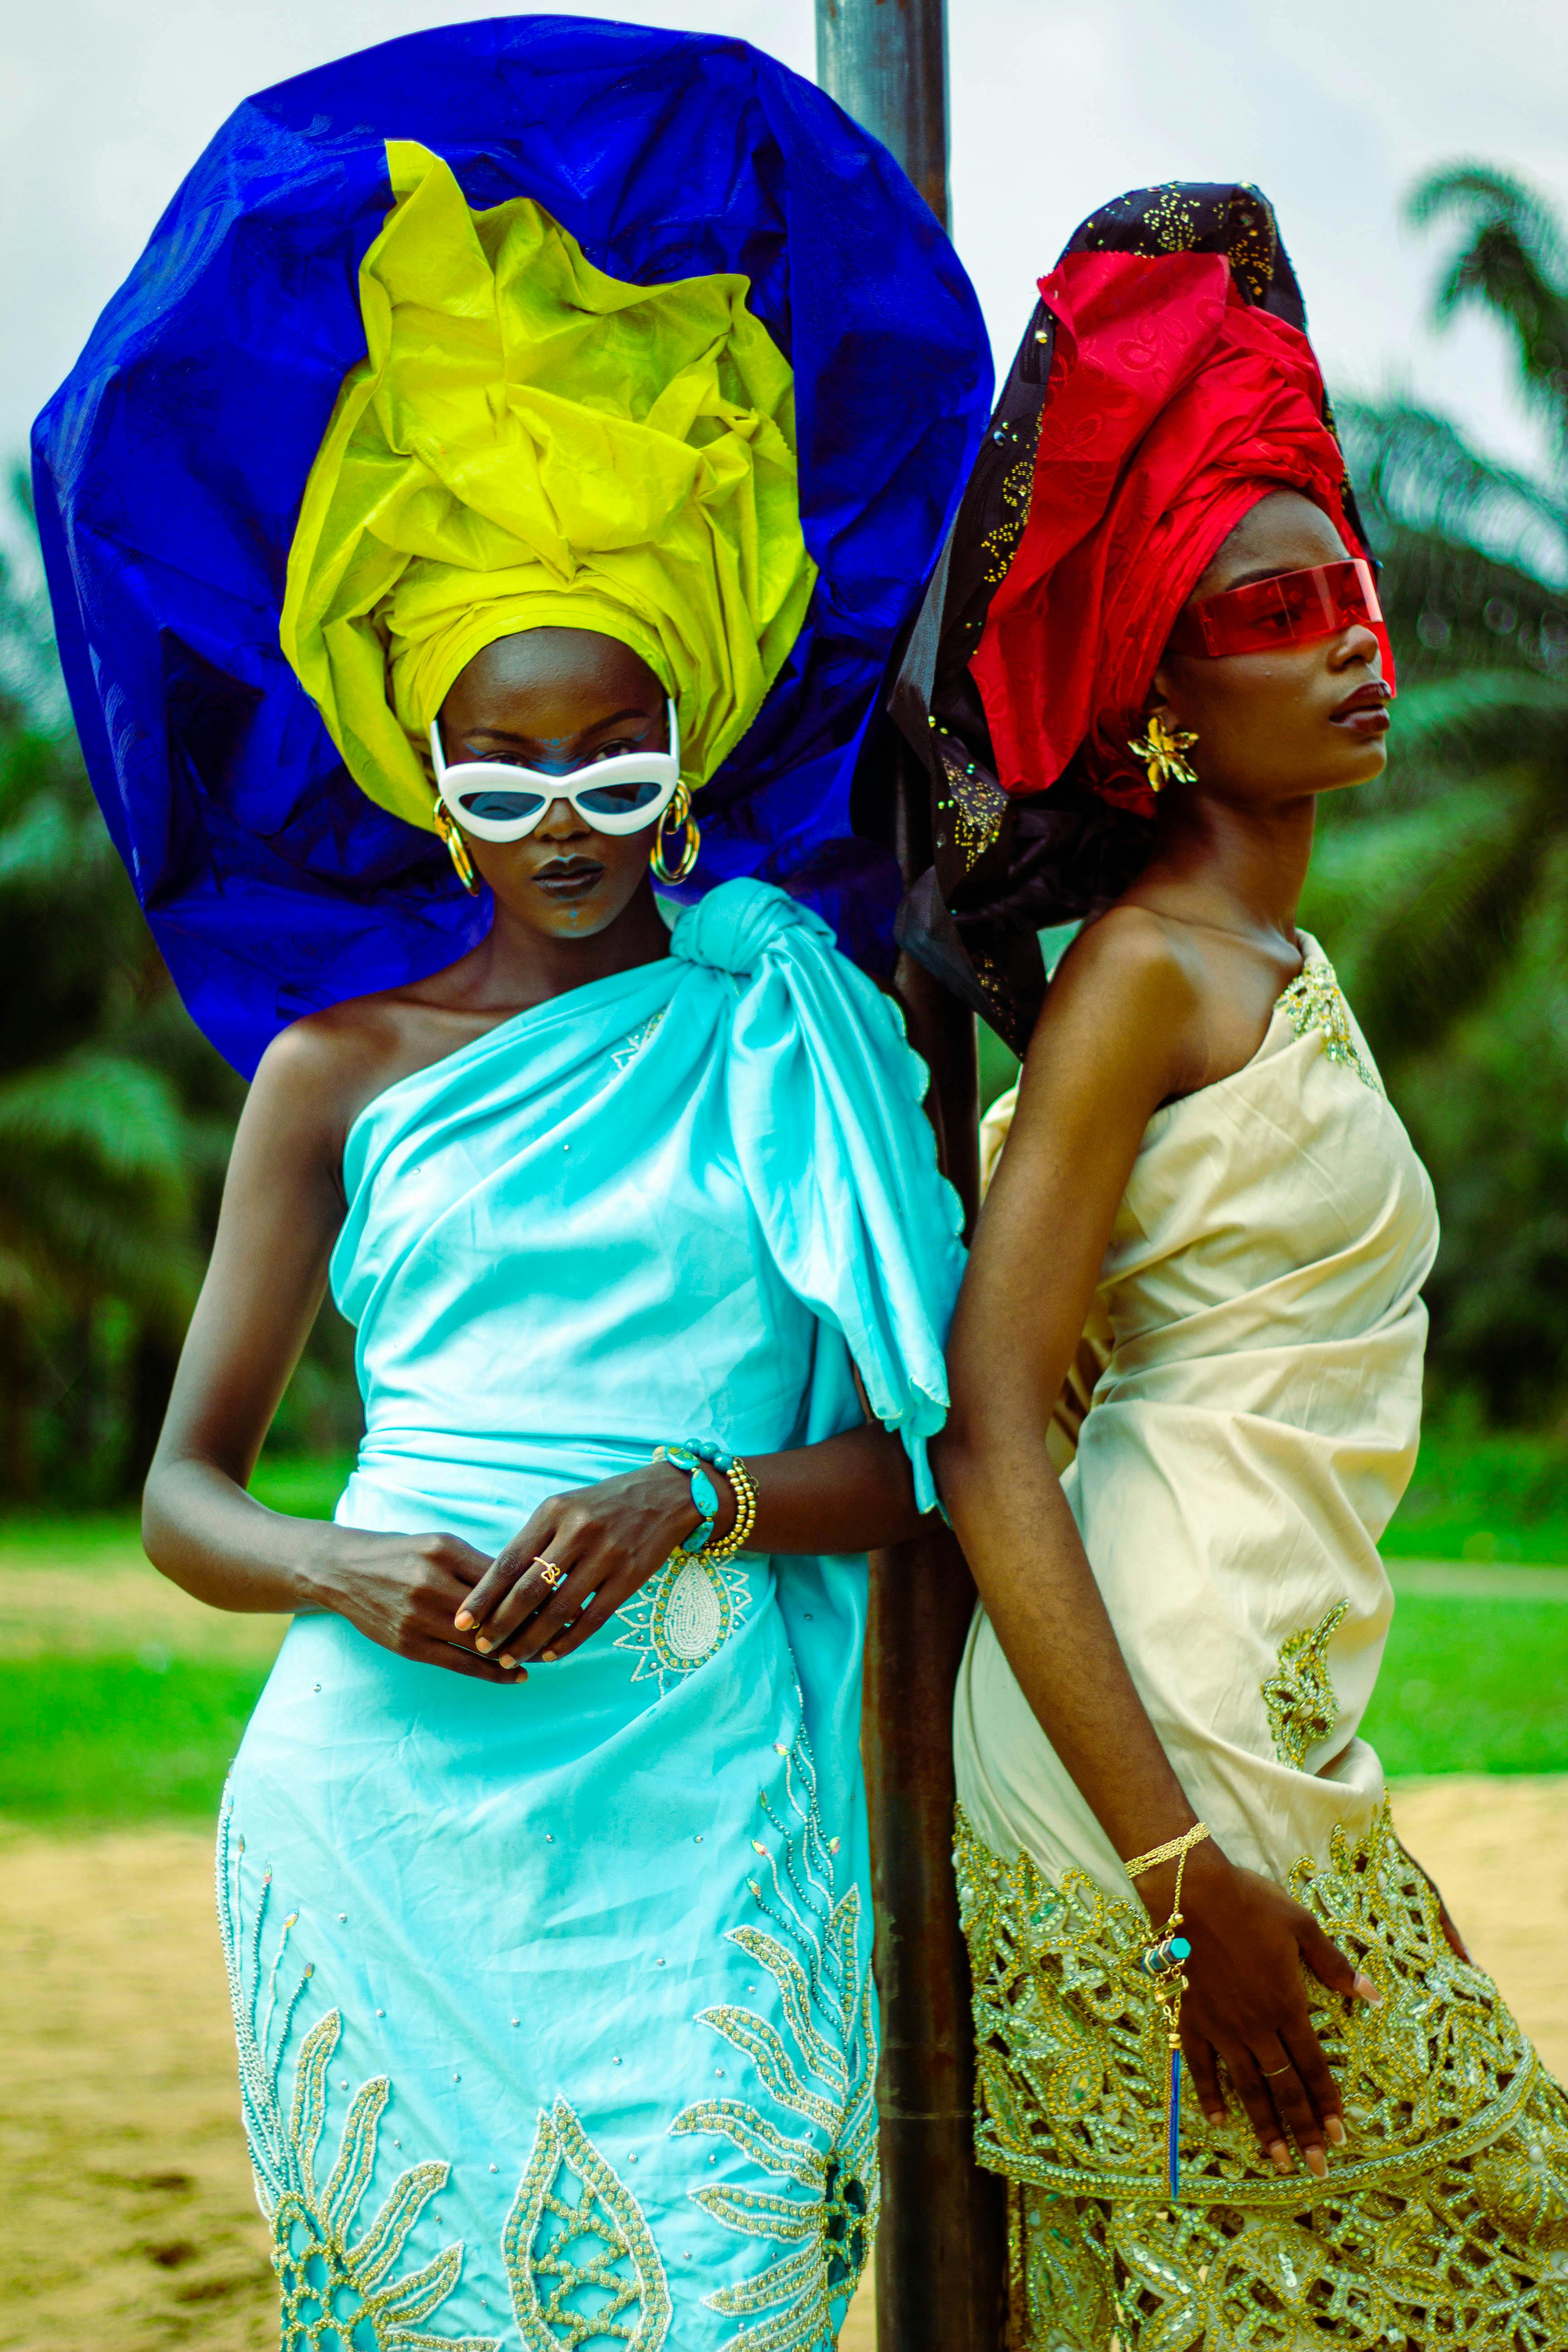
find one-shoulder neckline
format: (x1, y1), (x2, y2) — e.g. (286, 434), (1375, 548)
(342, 952), (679, 1160)
(1141, 930), (1337, 1130)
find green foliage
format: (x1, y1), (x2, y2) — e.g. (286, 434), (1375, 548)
(1385, 1416), (1568, 1562)
(1303, 163), (1568, 1426)
(0, 470), (360, 1498)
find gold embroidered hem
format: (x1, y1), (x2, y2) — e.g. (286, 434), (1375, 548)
(955, 1804), (1568, 2350)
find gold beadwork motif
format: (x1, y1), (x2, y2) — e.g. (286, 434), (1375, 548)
(1278, 958), (1384, 1093)
(1081, 183), (1277, 307)
(217, 1807), (500, 2352)
(502, 2100), (671, 2352)
(613, 1555), (753, 1694)
(955, 1801), (1568, 2349)
(672, 1728), (878, 2350)
(609, 1009), (666, 1072)
(978, 409), (1043, 590)
(935, 741), (1009, 869)
(1262, 1598), (1351, 1770)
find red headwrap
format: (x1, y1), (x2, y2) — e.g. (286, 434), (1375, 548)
(970, 247), (1365, 817)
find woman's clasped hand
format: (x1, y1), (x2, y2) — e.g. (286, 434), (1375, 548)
(453, 1458), (719, 1670)
(315, 1457), (719, 1683)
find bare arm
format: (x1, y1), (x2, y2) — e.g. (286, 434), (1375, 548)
(936, 911), (1374, 2177)
(142, 1020), (515, 1683)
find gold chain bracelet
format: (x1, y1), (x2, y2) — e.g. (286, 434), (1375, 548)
(1125, 1820), (1210, 1881)
(1124, 1820), (1209, 2202)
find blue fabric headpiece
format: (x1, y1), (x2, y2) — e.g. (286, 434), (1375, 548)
(32, 17), (991, 1074)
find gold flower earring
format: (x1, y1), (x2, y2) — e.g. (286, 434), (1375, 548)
(433, 799), (481, 893)
(650, 782), (701, 884)
(1127, 712), (1198, 793)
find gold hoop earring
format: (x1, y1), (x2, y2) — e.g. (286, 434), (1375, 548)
(1127, 712), (1198, 793)
(650, 783), (701, 884)
(433, 799), (481, 894)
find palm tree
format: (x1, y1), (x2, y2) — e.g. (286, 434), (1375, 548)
(1301, 168), (1568, 1421)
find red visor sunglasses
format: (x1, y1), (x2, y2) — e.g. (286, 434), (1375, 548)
(1166, 557), (1386, 660)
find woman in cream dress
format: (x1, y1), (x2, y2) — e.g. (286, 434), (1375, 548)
(903, 186), (1568, 2350)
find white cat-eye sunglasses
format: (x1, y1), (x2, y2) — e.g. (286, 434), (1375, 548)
(428, 700), (681, 842)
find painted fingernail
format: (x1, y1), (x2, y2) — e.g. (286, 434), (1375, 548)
(1325, 2116), (1347, 2146)
(498, 1654), (517, 1670)
(1305, 2144), (1328, 2178)
(1203, 2108), (1225, 2127)
(474, 1637), (493, 1653)
(1352, 1972), (1381, 2005)
(1268, 2140), (1291, 2172)
(541, 1650), (558, 1662)
(454, 1611), (475, 1630)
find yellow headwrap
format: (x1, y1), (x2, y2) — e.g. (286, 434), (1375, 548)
(280, 142), (816, 831)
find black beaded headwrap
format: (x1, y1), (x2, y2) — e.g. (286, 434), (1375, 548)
(856, 181), (1366, 1057)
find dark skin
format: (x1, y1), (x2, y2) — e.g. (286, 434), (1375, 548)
(936, 493), (1464, 2185)
(142, 625), (926, 1686)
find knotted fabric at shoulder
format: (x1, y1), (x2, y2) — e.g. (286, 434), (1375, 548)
(674, 876), (965, 1512)
(668, 876), (833, 976)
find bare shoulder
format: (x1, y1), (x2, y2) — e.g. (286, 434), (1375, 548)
(252, 991), (400, 1118)
(1048, 903), (1200, 1016)
(243, 986), (455, 1179)
(977, 908), (1206, 1247)
(1025, 905), (1205, 1092)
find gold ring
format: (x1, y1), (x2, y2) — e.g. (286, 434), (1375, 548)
(1261, 2062), (1293, 2078)
(534, 1556), (567, 1590)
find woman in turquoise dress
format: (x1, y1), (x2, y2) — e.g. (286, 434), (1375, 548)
(33, 25), (992, 2348)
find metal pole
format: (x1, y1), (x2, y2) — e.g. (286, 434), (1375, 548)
(815, 7), (1006, 2345)
(815, 0), (950, 224)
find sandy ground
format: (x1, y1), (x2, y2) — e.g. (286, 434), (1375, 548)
(1, 1781), (1564, 2352)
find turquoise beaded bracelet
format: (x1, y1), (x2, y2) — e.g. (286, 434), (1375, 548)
(653, 1439), (734, 1554)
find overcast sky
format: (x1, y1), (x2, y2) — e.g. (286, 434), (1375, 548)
(6, 0), (1567, 499)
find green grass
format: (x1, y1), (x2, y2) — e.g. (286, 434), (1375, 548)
(0, 1446), (1562, 1826)
(1365, 1592), (1568, 1775)
(1, 1580), (1561, 1828)
(247, 1451), (356, 1520)
(0, 1446), (346, 1826)
(0, 1654), (271, 1823)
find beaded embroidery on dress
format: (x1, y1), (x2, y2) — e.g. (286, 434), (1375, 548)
(956, 1804), (1568, 2351)
(503, 2103), (671, 2351)
(1262, 1600), (1351, 1772)
(1277, 956), (1382, 1093)
(613, 1555), (754, 1695)
(218, 1807), (501, 2352)
(672, 1726), (879, 2350)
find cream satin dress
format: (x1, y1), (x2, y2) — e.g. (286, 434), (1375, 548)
(956, 938), (1434, 1893)
(951, 943), (1568, 2352)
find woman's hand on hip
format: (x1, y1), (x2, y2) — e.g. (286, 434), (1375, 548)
(452, 1462), (709, 1667)
(322, 1527), (524, 1681)
(1161, 1842), (1380, 2177)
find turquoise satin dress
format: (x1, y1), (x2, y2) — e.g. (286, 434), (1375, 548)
(219, 881), (965, 2352)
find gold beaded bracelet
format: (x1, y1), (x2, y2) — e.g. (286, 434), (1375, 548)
(701, 1454), (757, 1563)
